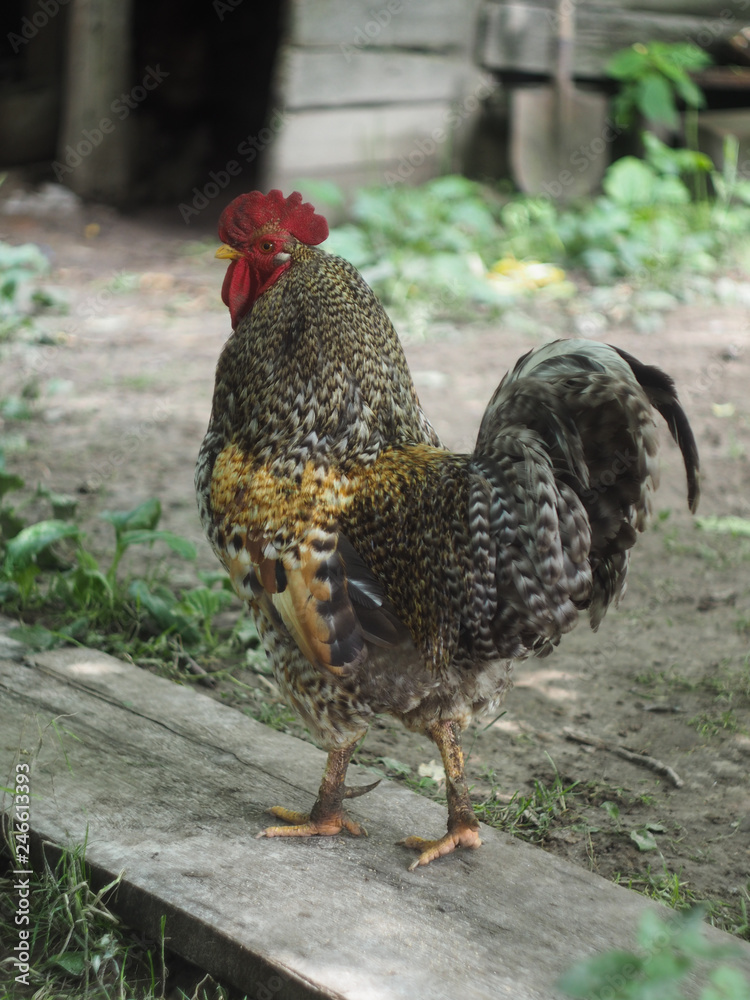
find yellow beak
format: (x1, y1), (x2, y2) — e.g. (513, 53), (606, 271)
(215, 244), (242, 260)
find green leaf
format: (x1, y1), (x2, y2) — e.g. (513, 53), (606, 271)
(197, 569), (232, 589)
(666, 42), (714, 73)
(654, 175), (692, 205)
(129, 579), (177, 621)
(703, 965), (750, 1000)
(695, 516), (750, 538)
(324, 224), (373, 268)
(673, 74), (706, 110)
(118, 529), (196, 559)
(636, 908), (671, 951)
(637, 73), (679, 128)
(1, 396), (33, 421)
(51, 951), (86, 975)
(603, 157), (659, 206)
(426, 174), (481, 200)
(377, 756), (411, 775)
(631, 827), (659, 851)
(0, 469), (24, 500)
(642, 132), (713, 178)
(180, 586), (232, 618)
(5, 519), (80, 568)
(558, 950), (644, 997)
(0, 580), (19, 600)
(600, 800), (620, 823)
(100, 498), (161, 533)
(70, 559), (113, 604)
(8, 623), (60, 650)
(0, 507), (25, 540)
(129, 580), (201, 643)
(605, 46), (649, 81)
(37, 485), (78, 519)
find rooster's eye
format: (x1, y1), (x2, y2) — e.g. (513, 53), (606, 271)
(259, 241), (275, 253)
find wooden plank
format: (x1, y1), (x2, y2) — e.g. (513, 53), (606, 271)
(278, 49), (484, 110)
(2, 645), (750, 999)
(287, 0), (485, 53)
(478, 2), (742, 78)
(269, 103), (471, 180)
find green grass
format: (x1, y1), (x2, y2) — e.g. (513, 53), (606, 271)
(0, 839), (244, 1000)
(0, 469), (255, 679)
(0, 838), (163, 999)
(474, 766), (580, 844)
(470, 767), (750, 943)
(689, 707), (743, 738)
(614, 863), (701, 910)
(632, 654), (750, 740)
(615, 865), (750, 941)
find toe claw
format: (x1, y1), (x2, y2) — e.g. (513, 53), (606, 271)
(400, 824), (482, 869)
(257, 804), (367, 839)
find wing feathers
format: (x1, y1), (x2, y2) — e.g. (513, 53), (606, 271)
(223, 523), (406, 675)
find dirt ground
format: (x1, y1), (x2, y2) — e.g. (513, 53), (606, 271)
(1, 195), (749, 929)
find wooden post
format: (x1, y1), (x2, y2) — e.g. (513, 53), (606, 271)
(57, 0), (133, 203)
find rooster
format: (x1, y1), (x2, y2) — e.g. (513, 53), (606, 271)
(196, 189), (699, 870)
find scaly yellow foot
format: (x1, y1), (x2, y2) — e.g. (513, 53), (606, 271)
(257, 805), (368, 839)
(400, 822), (482, 870)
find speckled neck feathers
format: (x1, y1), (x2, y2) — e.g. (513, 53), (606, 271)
(206, 243), (440, 479)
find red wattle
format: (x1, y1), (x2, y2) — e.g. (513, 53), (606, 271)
(221, 257), (292, 328)
(222, 258), (256, 328)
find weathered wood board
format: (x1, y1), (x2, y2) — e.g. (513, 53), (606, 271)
(478, 2), (744, 78)
(271, 103), (469, 186)
(271, 1), (488, 190)
(2, 644), (750, 1000)
(288, 0), (485, 52)
(279, 50), (485, 110)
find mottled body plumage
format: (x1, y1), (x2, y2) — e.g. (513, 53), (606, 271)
(196, 192), (699, 866)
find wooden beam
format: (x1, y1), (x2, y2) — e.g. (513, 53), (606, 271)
(57, 0), (133, 203)
(288, 0), (485, 53)
(279, 49), (487, 110)
(478, 1), (744, 79)
(269, 103), (472, 185)
(2, 644), (749, 999)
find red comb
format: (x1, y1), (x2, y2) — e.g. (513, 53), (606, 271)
(218, 190), (329, 248)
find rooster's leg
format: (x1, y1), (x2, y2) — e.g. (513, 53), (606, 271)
(257, 742), (378, 839)
(401, 719), (482, 869)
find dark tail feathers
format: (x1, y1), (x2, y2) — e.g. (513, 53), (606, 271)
(612, 346), (700, 513)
